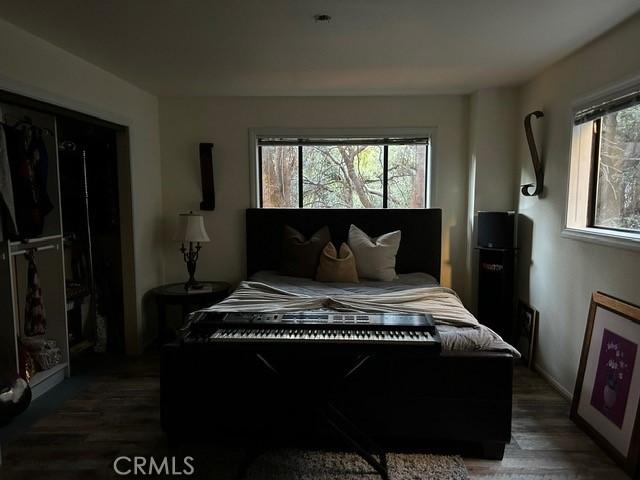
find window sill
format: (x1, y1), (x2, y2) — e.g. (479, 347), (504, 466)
(561, 227), (640, 252)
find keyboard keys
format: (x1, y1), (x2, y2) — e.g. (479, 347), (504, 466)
(203, 327), (436, 345)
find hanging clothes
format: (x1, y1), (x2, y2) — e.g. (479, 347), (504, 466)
(24, 250), (47, 337)
(0, 107), (17, 241)
(5, 124), (53, 239)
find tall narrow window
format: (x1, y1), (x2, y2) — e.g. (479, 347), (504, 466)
(592, 105), (640, 231)
(388, 144), (427, 208)
(568, 88), (640, 237)
(259, 145), (299, 208)
(257, 137), (429, 209)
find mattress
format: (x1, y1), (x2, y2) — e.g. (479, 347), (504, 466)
(200, 271), (519, 355)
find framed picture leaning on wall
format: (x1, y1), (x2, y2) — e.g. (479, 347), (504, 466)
(516, 300), (537, 368)
(571, 291), (640, 478)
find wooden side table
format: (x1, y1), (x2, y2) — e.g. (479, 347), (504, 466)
(151, 281), (230, 343)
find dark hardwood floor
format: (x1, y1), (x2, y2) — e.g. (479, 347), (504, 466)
(466, 367), (628, 479)
(0, 354), (629, 479)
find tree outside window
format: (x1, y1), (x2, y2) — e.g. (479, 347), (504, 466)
(259, 139), (428, 209)
(595, 104), (640, 232)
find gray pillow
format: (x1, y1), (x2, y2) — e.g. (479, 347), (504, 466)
(280, 225), (331, 278)
(348, 224), (401, 281)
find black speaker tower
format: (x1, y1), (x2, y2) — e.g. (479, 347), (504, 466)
(476, 211), (517, 341)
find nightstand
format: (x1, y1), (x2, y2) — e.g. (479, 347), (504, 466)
(151, 281), (230, 343)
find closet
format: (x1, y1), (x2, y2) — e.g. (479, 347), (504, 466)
(0, 94), (126, 400)
(58, 118), (125, 355)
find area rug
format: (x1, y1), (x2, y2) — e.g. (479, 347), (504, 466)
(240, 449), (469, 480)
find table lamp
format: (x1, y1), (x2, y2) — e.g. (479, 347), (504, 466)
(176, 212), (210, 290)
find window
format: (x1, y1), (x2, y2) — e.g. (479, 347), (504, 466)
(566, 87), (640, 242)
(592, 107), (640, 231)
(257, 136), (429, 209)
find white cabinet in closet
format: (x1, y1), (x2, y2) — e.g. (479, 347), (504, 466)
(0, 103), (70, 400)
(6, 237), (70, 399)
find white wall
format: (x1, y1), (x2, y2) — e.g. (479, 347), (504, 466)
(159, 96), (471, 303)
(517, 14), (640, 396)
(466, 88), (520, 312)
(468, 88), (520, 214)
(0, 18), (164, 352)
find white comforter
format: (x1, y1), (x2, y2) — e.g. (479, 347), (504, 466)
(199, 272), (519, 356)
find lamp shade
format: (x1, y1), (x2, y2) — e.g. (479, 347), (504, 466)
(176, 212), (210, 243)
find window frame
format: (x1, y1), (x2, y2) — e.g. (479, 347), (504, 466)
(586, 117), (603, 230)
(562, 76), (640, 251)
(249, 128), (436, 209)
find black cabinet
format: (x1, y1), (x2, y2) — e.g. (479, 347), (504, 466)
(477, 248), (516, 342)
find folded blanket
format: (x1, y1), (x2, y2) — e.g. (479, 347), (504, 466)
(202, 281), (478, 328)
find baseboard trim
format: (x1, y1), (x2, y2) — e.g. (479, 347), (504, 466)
(533, 362), (573, 400)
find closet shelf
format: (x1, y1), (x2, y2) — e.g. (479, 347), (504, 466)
(29, 362), (67, 388)
(1, 243), (59, 261)
(10, 244), (59, 256)
(9, 234), (62, 246)
(4, 237), (62, 260)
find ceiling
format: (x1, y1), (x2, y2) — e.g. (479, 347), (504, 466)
(0, 0), (639, 96)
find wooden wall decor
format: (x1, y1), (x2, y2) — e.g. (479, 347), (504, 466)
(199, 143), (215, 211)
(521, 110), (545, 197)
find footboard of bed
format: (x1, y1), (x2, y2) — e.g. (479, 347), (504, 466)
(161, 345), (513, 459)
(337, 351), (514, 458)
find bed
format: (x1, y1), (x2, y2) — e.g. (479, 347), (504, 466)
(161, 208), (516, 459)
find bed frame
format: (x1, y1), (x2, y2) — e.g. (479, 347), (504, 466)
(245, 208), (512, 458)
(161, 208), (513, 460)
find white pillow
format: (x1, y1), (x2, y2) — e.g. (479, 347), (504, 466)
(348, 224), (401, 281)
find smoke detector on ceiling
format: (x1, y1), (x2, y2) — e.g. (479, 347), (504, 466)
(314, 14), (332, 23)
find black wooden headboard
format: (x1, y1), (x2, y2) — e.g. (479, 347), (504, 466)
(246, 208), (442, 281)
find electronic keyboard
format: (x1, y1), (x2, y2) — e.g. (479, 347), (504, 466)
(182, 311), (441, 349)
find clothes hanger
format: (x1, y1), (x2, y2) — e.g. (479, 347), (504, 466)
(0, 113), (54, 137)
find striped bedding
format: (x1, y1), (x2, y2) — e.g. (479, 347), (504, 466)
(196, 271), (519, 356)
